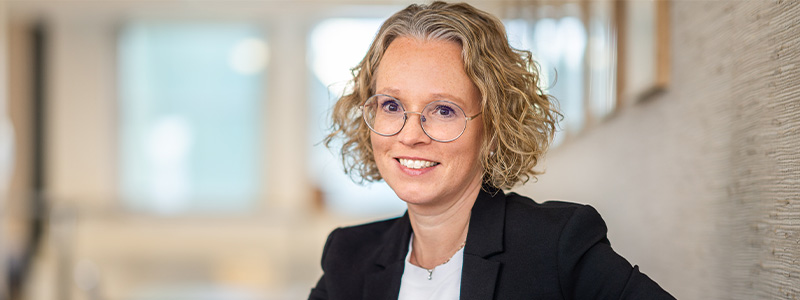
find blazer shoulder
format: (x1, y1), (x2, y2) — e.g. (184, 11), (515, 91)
(503, 192), (593, 223)
(502, 193), (609, 252)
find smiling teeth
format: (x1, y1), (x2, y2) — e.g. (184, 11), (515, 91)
(398, 158), (438, 169)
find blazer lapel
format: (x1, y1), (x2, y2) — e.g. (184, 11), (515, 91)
(363, 212), (412, 300)
(364, 260), (405, 300)
(461, 254), (501, 300)
(461, 187), (506, 300)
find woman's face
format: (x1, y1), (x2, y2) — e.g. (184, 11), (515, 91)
(371, 37), (484, 207)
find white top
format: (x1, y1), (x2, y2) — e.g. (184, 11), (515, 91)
(398, 234), (464, 300)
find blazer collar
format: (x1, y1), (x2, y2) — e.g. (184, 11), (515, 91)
(461, 186), (506, 300)
(465, 186), (506, 257)
(363, 212), (412, 300)
(375, 211), (413, 267)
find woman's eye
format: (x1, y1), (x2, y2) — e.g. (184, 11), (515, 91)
(434, 105), (455, 117)
(381, 100), (401, 112)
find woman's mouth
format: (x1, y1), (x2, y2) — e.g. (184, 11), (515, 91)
(397, 158), (440, 169)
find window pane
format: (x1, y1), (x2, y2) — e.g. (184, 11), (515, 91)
(118, 22), (266, 214)
(589, 1), (617, 119)
(506, 5), (587, 143)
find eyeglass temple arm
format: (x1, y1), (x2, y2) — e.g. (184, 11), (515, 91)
(466, 111), (482, 121)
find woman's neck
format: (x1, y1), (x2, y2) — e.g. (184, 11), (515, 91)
(406, 182), (481, 269)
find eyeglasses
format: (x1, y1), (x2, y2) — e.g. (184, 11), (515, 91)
(361, 94), (482, 142)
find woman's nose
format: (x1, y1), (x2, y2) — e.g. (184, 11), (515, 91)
(397, 112), (431, 146)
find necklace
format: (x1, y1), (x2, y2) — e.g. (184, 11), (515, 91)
(412, 240), (467, 280)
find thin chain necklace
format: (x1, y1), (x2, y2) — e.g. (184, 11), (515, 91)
(413, 240), (466, 280)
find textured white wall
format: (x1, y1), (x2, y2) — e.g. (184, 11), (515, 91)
(518, 1), (800, 299)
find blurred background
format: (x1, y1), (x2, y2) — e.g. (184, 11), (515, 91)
(0, 0), (798, 299)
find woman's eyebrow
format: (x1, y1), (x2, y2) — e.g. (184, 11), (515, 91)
(374, 89), (467, 106)
(431, 93), (466, 104)
(376, 87), (401, 96)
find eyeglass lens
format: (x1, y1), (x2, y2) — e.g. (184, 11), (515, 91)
(363, 94), (468, 142)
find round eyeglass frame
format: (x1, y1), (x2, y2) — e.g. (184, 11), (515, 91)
(361, 94), (482, 143)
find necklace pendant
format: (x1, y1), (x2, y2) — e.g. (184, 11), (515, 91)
(426, 269), (433, 280)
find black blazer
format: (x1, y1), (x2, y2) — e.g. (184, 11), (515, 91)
(309, 188), (674, 300)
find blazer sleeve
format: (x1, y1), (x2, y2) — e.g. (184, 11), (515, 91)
(308, 228), (339, 300)
(557, 205), (675, 299)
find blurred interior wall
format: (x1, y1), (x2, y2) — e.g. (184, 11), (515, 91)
(0, 0), (9, 296)
(519, 1), (800, 299)
(6, 9), (38, 300)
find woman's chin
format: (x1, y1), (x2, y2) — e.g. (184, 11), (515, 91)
(396, 191), (451, 209)
(399, 197), (428, 206)
(392, 188), (435, 206)
(394, 191), (422, 203)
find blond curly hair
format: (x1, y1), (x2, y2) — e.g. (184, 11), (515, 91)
(325, 1), (561, 190)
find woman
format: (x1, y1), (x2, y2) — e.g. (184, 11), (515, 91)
(309, 2), (674, 299)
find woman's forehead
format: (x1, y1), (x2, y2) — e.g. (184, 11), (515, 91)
(373, 38), (480, 110)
